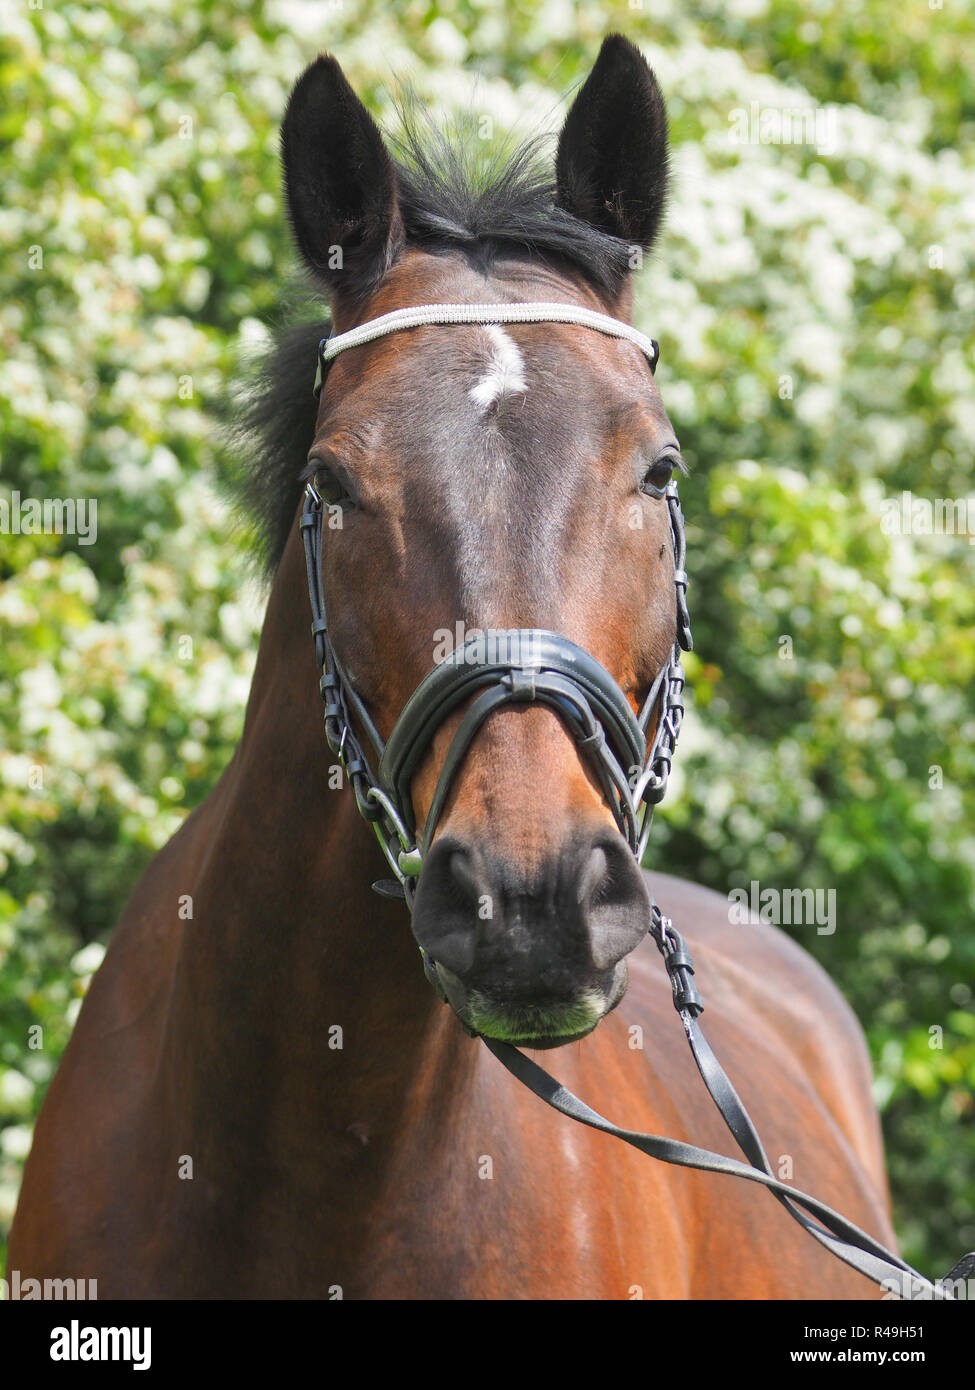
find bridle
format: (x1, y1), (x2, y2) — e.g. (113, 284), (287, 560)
(301, 301), (690, 907)
(299, 300), (973, 1301)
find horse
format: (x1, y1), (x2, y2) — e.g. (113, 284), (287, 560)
(9, 35), (898, 1299)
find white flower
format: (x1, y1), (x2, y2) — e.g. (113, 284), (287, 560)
(0, 1125), (33, 1161)
(71, 942), (106, 976)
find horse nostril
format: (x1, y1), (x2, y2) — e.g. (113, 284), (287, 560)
(448, 848), (487, 907)
(410, 840), (485, 977)
(412, 831), (650, 990)
(577, 844), (609, 908)
(584, 837), (651, 971)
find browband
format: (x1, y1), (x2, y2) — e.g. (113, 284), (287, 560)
(314, 301), (660, 393)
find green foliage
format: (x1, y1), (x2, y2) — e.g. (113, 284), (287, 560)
(1, 0), (973, 1280)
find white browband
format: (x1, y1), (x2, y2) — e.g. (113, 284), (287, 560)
(313, 301), (659, 393)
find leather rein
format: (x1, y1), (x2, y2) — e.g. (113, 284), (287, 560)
(300, 301), (973, 1300)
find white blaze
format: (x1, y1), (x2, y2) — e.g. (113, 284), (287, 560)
(469, 325), (528, 411)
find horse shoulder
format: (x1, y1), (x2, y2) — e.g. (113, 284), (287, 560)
(8, 774), (234, 1277)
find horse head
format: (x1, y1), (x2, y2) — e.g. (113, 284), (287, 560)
(281, 36), (687, 1047)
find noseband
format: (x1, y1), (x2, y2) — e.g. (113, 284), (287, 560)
(298, 300), (973, 1300)
(301, 301), (691, 905)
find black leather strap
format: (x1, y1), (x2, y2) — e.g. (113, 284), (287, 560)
(480, 907), (974, 1301)
(378, 629), (648, 851)
(484, 1033), (957, 1295)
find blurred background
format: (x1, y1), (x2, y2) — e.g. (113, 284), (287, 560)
(1, 0), (973, 1281)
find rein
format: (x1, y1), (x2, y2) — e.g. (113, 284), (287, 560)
(301, 301), (973, 1301)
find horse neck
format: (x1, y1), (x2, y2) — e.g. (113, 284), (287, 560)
(157, 527), (464, 1145)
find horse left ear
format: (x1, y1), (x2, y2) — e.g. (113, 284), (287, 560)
(555, 34), (668, 253)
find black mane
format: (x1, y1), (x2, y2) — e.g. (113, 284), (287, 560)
(224, 304), (329, 577)
(389, 101), (633, 292)
(229, 107), (633, 576)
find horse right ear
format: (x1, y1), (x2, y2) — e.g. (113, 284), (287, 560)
(280, 55), (404, 299)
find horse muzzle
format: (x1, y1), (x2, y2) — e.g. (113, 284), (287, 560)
(410, 830), (648, 1045)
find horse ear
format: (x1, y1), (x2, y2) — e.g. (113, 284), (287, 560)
(281, 55), (403, 298)
(555, 35), (668, 253)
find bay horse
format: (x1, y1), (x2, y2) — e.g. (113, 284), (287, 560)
(10, 36), (899, 1299)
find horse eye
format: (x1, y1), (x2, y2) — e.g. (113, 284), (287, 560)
(308, 460), (355, 508)
(640, 454), (679, 498)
